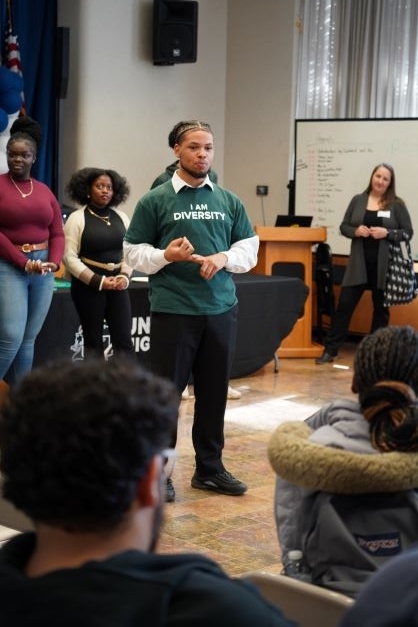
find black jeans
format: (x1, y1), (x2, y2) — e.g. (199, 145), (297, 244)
(71, 278), (135, 357)
(149, 305), (238, 475)
(325, 284), (389, 355)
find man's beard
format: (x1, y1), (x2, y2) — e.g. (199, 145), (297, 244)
(181, 163), (209, 179)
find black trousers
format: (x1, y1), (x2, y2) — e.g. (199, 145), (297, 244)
(71, 278), (135, 357)
(149, 305), (238, 475)
(325, 284), (389, 355)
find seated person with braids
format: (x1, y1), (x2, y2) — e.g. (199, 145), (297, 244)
(268, 325), (418, 598)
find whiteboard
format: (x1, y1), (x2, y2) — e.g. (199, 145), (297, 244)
(294, 119), (418, 257)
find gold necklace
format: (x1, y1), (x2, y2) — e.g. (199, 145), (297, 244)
(87, 207), (111, 226)
(9, 175), (33, 198)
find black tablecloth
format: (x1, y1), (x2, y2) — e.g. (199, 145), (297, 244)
(231, 274), (308, 377)
(34, 274), (308, 378)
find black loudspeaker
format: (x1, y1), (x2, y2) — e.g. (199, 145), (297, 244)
(153, 0), (198, 65)
(54, 27), (70, 99)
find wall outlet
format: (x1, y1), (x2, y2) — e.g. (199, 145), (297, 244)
(256, 185), (269, 196)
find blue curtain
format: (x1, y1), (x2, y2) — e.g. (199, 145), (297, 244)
(0, 0), (57, 189)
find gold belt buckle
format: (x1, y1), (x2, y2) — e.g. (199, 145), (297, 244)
(21, 244), (32, 253)
(106, 262), (115, 271)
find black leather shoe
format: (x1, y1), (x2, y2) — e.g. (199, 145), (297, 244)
(315, 351), (335, 364)
(191, 470), (247, 496)
(165, 477), (175, 502)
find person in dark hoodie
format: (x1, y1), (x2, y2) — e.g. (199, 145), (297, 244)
(0, 356), (295, 627)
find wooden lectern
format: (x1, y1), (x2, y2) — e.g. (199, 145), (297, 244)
(252, 226), (327, 358)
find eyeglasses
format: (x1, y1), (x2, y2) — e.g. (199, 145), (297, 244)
(161, 448), (176, 479)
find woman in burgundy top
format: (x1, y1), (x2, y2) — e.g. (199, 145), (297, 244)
(0, 117), (64, 386)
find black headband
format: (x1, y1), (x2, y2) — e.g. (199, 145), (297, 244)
(174, 121), (212, 144)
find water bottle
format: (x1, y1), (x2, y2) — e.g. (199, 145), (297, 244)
(283, 549), (312, 582)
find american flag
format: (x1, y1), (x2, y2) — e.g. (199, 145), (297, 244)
(4, 0), (25, 114)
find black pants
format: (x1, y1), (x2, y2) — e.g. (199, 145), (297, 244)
(149, 305), (238, 475)
(71, 278), (135, 357)
(325, 284), (389, 356)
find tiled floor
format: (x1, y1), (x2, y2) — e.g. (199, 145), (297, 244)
(157, 339), (359, 576)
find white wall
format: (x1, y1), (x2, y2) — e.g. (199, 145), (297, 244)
(225, 0), (295, 226)
(58, 0), (295, 225)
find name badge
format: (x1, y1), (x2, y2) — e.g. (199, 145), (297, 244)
(378, 211), (390, 218)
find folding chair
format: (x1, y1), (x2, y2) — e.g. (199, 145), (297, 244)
(241, 570), (353, 627)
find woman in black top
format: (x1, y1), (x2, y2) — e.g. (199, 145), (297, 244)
(63, 167), (135, 359)
(316, 163), (413, 363)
